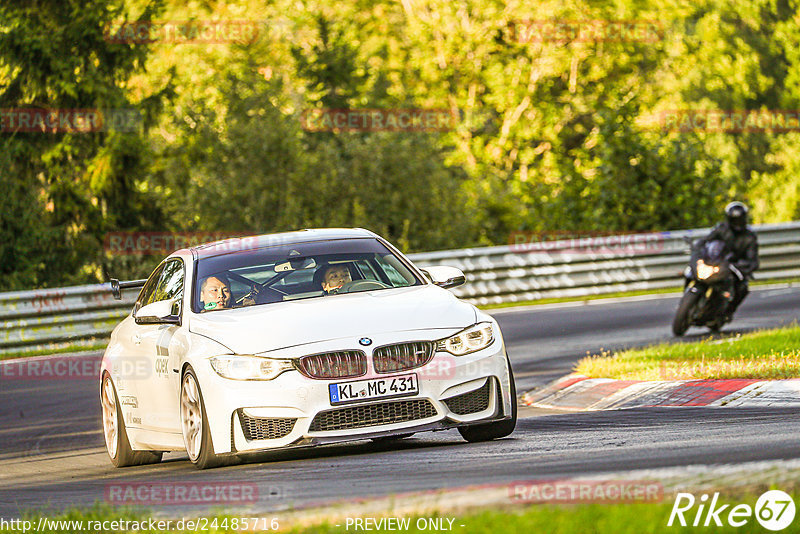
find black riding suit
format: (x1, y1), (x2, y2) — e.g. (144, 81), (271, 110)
(695, 222), (759, 316)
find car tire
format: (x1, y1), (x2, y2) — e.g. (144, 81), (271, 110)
(180, 368), (225, 469)
(458, 364), (517, 443)
(101, 373), (163, 467)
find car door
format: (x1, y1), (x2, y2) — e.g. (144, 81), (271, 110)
(132, 259), (185, 434)
(111, 263), (163, 430)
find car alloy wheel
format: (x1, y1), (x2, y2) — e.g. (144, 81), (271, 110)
(179, 368), (229, 469)
(180, 372), (204, 462)
(101, 376), (119, 459)
(100, 373), (162, 467)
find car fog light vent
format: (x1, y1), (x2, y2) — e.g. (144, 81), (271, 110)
(237, 410), (297, 441)
(309, 399), (437, 432)
(297, 350), (367, 379)
(373, 341), (434, 374)
(443, 379), (492, 415)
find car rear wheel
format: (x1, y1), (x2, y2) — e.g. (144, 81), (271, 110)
(458, 365), (517, 443)
(180, 368), (225, 469)
(101, 374), (162, 467)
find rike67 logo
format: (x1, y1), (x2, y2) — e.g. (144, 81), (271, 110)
(668, 490), (796, 530)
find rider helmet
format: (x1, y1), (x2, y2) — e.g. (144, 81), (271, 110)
(725, 201), (748, 232)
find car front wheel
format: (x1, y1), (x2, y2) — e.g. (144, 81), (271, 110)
(180, 368), (224, 469)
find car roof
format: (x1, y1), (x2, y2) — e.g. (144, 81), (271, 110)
(187, 228), (379, 259)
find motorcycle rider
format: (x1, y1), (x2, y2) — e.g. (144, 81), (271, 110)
(694, 201), (759, 321)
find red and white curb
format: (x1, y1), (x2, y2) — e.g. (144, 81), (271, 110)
(521, 373), (800, 410)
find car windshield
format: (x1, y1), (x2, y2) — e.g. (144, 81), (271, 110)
(192, 238), (423, 312)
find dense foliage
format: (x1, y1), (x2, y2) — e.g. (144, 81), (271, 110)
(2, 0), (799, 289)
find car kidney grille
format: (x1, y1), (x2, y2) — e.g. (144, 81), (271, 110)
(373, 341), (434, 374)
(237, 410), (297, 441)
(297, 350), (367, 379)
(309, 399), (437, 432)
(444, 379), (492, 415)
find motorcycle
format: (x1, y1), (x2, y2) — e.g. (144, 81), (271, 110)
(672, 238), (743, 336)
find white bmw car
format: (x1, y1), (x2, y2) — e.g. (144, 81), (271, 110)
(100, 229), (516, 469)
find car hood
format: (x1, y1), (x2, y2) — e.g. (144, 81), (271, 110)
(188, 285), (476, 354)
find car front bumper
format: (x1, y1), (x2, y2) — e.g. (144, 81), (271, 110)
(194, 330), (514, 455)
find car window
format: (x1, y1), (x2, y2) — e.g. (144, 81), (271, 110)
(279, 269), (315, 286)
(152, 259), (184, 304)
(354, 259), (378, 280)
(137, 263), (165, 309)
(227, 276), (251, 301)
(374, 255), (415, 286)
(192, 238), (423, 312)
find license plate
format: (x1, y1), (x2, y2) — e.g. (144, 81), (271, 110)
(329, 374), (418, 405)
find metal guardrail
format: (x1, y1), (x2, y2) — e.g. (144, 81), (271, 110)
(418, 221), (800, 305)
(1, 222), (799, 356)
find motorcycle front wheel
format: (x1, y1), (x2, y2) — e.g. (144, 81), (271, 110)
(672, 289), (700, 337)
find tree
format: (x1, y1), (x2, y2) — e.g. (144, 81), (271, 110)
(0, 0), (166, 289)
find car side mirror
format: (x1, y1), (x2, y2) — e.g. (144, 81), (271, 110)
(422, 266), (466, 289)
(134, 299), (181, 325)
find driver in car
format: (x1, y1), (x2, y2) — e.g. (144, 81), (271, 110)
(321, 264), (352, 294)
(199, 275), (232, 311)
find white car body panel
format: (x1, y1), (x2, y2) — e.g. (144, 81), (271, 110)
(188, 284), (476, 354)
(100, 229), (514, 460)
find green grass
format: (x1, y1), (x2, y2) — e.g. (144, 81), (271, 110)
(3, 496), (794, 533)
(576, 324), (800, 380)
(478, 277), (800, 311)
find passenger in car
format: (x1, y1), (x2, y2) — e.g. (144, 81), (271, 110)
(199, 275), (232, 311)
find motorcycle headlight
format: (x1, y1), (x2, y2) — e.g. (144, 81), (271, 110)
(696, 259), (720, 280)
(209, 355), (294, 380)
(436, 322), (494, 356)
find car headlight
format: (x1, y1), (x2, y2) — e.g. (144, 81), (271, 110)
(696, 259), (719, 280)
(209, 355), (295, 380)
(436, 322), (494, 356)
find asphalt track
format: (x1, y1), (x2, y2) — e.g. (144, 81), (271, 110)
(0, 286), (798, 518)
